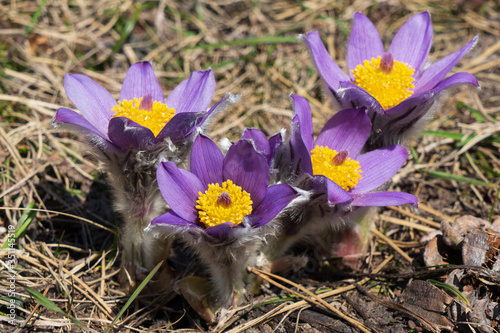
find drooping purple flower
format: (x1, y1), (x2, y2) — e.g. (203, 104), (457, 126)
(148, 134), (297, 307)
(303, 12), (479, 150)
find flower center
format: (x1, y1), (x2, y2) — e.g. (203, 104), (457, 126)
(350, 53), (415, 110)
(310, 146), (362, 191)
(195, 180), (253, 228)
(110, 94), (175, 137)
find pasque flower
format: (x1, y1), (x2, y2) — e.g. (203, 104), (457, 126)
(268, 94), (417, 262)
(148, 134), (297, 307)
(53, 62), (237, 274)
(303, 12), (479, 150)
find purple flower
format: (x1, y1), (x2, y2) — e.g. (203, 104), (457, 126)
(148, 134), (297, 307)
(53, 61), (233, 151)
(288, 94), (417, 209)
(303, 12), (479, 150)
(150, 134), (297, 239)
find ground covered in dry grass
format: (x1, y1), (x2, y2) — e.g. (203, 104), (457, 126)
(1, 0), (500, 332)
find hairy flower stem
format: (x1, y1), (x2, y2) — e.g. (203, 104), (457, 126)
(105, 139), (190, 272)
(189, 235), (263, 308)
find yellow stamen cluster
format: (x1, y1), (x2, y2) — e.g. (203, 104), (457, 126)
(111, 97), (175, 137)
(196, 180), (253, 228)
(311, 146), (362, 191)
(351, 56), (415, 109)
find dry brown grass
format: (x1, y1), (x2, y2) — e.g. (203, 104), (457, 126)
(1, 0), (499, 332)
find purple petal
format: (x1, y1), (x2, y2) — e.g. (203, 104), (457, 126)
(315, 108), (371, 158)
(156, 111), (206, 143)
(204, 222), (235, 239)
(268, 132), (282, 163)
(120, 62), (164, 102)
(64, 73), (115, 137)
(388, 12), (433, 71)
(302, 31), (350, 91)
(290, 123), (313, 175)
(291, 94), (314, 151)
(157, 161), (205, 222)
(223, 140), (269, 207)
(242, 128), (271, 158)
(351, 191), (418, 208)
(108, 117), (155, 150)
(190, 134), (224, 186)
(347, 12), (384, 73)
(351, 145), (408, 194)
(325, 176), (353, 204)
(414, 36), (478, 93)
(432, 72), (479, 94)
(308, 176), (352, 205)
(54, 108), (105, 139)
(151, 211), (195, 227)
(165, 70), (215, 113)
(251, 184), (298, 227)
(337, 82), (384, 115)
(53, 108), (121, 154)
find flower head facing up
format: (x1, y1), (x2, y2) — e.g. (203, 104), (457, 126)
(150, 134), (298, 240)
(289, 94), (417, 209)
(196, 180), (253, 228)
(53, 61), (232, 151)
(303, 12), (479, 149)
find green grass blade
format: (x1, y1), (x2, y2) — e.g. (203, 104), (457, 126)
(25, 0), (48, 34)
(24, 286), (84, 327)
(422, 169), (493, 188)
(428, 279), (470, 306)
(112, 5), (142, 54)
(2, 203), (36, 249)
(420, 130), (500, 147)
(104, 261), (163, 333)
